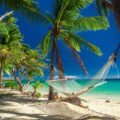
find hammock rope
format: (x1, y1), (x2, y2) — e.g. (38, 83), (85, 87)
(46, 44), (120, 98)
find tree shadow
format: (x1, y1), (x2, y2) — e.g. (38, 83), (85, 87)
(78, 114), (118, 120)
(0, 109), (71, 120)
(0, 95), (47, 104)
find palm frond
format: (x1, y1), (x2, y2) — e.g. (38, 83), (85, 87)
(70, 47), (89, 76)
(62, 32), (102, 56)
(62, 16), (109, 32)
(61, 32), (89, 75)
(57, 0), (93, 22)
(0, 0), (50, 23)
(96, 0), (109, 16)
(68, 0), (93, 10)
(62, 32), (81, 52)
(0, 11), (13, 22)
(39, 30), (52, 57)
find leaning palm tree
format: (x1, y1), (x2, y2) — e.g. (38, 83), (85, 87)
(0, 14), (22, 88)
(40, 0), (109, 100)
(0, 0), (48, 23)
(96, 0), (120, 31)
(0, 14), (46, 90)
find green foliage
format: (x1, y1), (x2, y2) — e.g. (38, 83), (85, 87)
(0, 14), (22, 66)
(0, 14), (46, 90)
(39, 30), (52, 57)
(62, 16), (109, 32)
(18, 45), (47, 78)
(32, 81), (42, 91)
(39, 0), (110, 75)
(56, 0), (93, 21)
(4, 80), (19, 90)
(96, 0), (109, 16)
(35, 92), (41, 98)
(63, 32), (102, 56)
(0, 0), (49, 23)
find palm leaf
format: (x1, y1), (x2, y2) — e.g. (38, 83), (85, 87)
(39, 30), (52, 57)
(57, 0), (93, 23)
(62, 16), (109, 32)
(0, 0), (50, 23)
(62, 32), (102, 56)
(96, 0), (109, 16)
(70, 47), (89, 76)
(61, 32), (89, 75)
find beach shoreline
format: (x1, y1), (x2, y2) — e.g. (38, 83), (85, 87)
(0, 89), (120, 120)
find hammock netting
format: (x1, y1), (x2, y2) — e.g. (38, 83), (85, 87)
(46, 58), (114, 94)
(46, 44), (120, 96)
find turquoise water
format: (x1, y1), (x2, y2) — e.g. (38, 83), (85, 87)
(76, 79), (120, 94)
(38, 79), (120, 99)
(6, 78), (120, 99)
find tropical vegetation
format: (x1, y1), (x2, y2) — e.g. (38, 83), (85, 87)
(0, 0), (112, 100)
(96, 0), (120, 30)
(0, 14), (46, 94)
(0, 0), (47, 93)
(0, 0), (47, 23)
(39, 0), (109, 100)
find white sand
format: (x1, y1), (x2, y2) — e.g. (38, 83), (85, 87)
(81, 96), (120, 118)
(0, 92), (120, 120)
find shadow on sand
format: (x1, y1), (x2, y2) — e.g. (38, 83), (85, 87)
(0, 109), (118, 120)
(78, 114), (118, 120)
(0, 95), (119, 120)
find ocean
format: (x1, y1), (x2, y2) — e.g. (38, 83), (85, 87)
(6, 78), (119, 100)
(31, 78), (120, 100)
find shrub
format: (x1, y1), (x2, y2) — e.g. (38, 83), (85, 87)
(35, 92), (41, 98)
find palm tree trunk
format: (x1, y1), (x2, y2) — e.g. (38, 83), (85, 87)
(54, 40), (65, 82)
(112, 0), (120, 31)
(103, 0), (113, 10)
(49, 40), (55, 100)
(0, 68), (3, 88)
(0, 60), (4, 88)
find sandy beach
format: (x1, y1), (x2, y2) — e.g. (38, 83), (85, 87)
(0, 0), (120, 119)
(0, 90), (120, 120)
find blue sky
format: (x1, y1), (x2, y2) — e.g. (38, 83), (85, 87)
(1, 0), (120, 78)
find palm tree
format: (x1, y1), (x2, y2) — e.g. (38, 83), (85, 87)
(0, 14), (46, 91)
(39, 0), (109, 100)
(96, 0), (120, 30)
(0, 14), (22, 88)
(0, 0), (48, 23)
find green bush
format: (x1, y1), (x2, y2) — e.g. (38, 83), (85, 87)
(35, 92), (41, 98)
(4, 81), (19, 90)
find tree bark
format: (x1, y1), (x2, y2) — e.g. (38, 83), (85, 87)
(103, 0), (113, 10)
(12, 69), (23, 93)
(49, 40), (55, 100)
(0, 68), (3, 88)
(54, 40), (64, 80)
(32, 88), (36, 97)
(112, 0), (120, 31)
(102, 0), (120, 31)
(0, 60), (4, 88)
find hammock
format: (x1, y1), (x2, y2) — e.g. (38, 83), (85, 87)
(46, 43), (120, 98)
